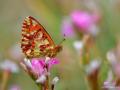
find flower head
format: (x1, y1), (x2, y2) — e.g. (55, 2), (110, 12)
(0, 60), (19, 73)
(31, 58), (59, 75)
(71, 10), (100, 35)
(85, 59), (101, 75)
(71, 11), (98, 30)
(52, 76), (59, 85)
(23, 57), (59, 79)
(73, 41), (84, 51)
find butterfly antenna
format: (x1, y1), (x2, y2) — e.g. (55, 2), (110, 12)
(59, 34), (66, 45)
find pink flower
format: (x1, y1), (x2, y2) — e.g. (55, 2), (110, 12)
(71, 10), (99, 33)
(61, 17), (75, 38)
(31, 59), (45, 76)
(22, 57), (59, 83)
(30, 58), (59, 76)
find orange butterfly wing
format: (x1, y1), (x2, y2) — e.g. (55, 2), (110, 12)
(21, 16), (56, 58)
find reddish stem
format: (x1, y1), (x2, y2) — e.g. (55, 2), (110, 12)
(43, 64), (49, 90)
(1, 70), (10, 90)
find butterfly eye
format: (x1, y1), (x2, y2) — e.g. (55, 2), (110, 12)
(55, 45), (62, 52)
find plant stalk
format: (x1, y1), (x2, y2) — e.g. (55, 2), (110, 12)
(1, 70), (10, 90)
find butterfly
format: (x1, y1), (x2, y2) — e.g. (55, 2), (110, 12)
(21, 16), (62, 58)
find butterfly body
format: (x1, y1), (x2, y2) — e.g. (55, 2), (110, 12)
(21, 16), (62, 58)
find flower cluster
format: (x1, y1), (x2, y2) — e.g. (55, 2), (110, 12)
(20, 57), (59, 90)
(61, 10), (101, 38)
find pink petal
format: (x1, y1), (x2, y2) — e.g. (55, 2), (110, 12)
(71, 10), (95, 32)
(61, 18), (75, 38)
(48, 58), (59, 68)
(31, 58), (45, 75)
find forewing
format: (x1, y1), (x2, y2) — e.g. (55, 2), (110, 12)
(21, 16), (55, 58)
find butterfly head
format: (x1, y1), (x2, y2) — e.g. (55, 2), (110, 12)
(52, 38), (65, 56)
(55, 45), (62, 53)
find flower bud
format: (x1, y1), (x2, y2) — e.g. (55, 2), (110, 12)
(52, 76), (59, 85)
(36, 75), (46, 84)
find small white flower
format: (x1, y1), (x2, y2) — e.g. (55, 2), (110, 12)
(0, 60), (19, 73)
(36, 75), (46, 84)
(52, 76), (59, 85)
(73, 41), (84, 51)
(106, 50), (117, 65)
(24, 58), (32, 68)
(86, 59), (101, 75)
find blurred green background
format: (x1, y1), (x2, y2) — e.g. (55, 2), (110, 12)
(0, 0), (120, 90)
